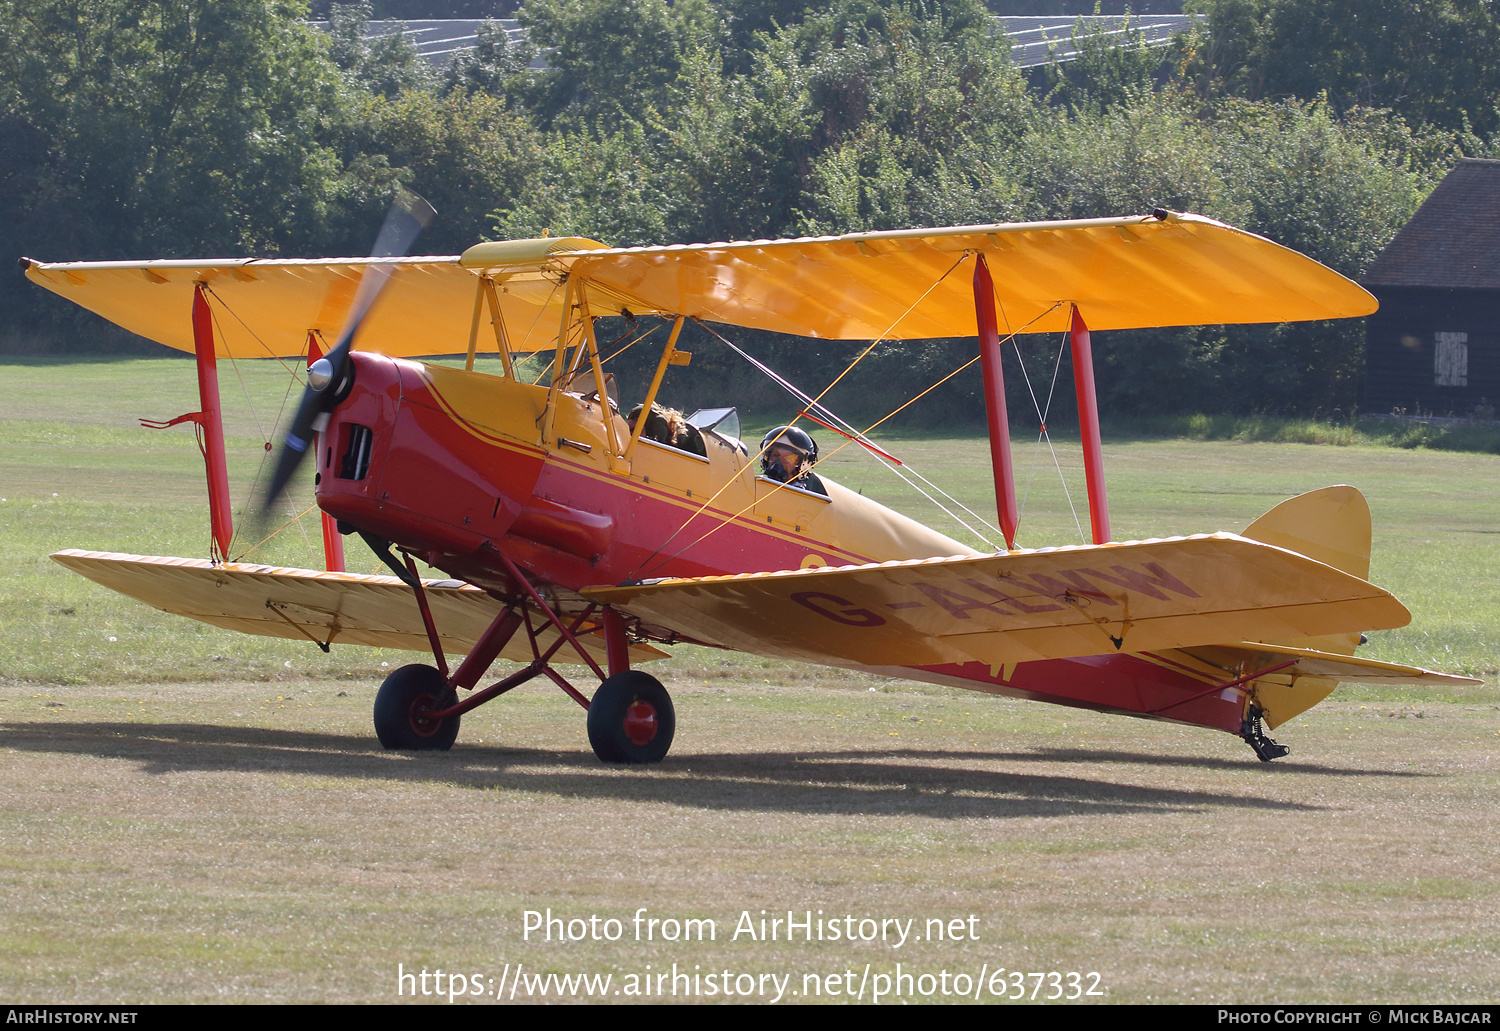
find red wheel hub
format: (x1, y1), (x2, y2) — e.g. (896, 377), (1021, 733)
(623, 701), (658, 746)
(410, 695), (441, 736)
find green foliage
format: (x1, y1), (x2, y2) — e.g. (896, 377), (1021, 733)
(0, 0), (347, 258)
(341, 91), (545, 251)
(1106, 412), (1500, 453)
(5, 0), (1496, 417)
(793, 1), (1032, 232)
(490, 125), (679, 245)
(518, 0), (723, 130)
(326, 0), (438, 98)
(442, 18), (538, 96)
(659, 41), (814, 242)
(993, 92), (1449, 415)
(0, 0), (367, 348)
(1190, 0), (1500, 135)
(1012, 88), (1230, 219)
(1040, 7), (1185, 110)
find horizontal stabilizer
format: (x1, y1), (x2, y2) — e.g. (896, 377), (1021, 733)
(584, 533), (1408, 670)
(1187, 640), (1483, 729)
(1216, 641), (1482, 687)
(52, 550), (665, 666)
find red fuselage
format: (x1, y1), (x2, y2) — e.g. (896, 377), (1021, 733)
(316, 353), (1246, 736)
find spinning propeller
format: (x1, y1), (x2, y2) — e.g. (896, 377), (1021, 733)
(261, 190), (435, 513)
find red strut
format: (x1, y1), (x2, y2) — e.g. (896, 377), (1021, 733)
(307, 333), (346, 571)
(191, 285), (233, 563)
(973, 255), (1019, 549)
(1069, 305), (1111, 544)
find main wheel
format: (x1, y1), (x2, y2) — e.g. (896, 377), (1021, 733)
(587, 671), (674, 764)
(373, 664), (460, 750)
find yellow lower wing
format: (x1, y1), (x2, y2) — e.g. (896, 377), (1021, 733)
(53, 550), (665, 666)
(584, 534), (1409, 669)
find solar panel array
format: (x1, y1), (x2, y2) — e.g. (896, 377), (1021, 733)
(311, 14), (1196, 70)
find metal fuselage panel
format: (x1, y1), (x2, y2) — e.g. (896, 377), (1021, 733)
(316, 354), (1245, 734)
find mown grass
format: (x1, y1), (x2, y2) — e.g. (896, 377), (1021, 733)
(1, 678), (1496, 1003)
(1103, 412), (1500, 453)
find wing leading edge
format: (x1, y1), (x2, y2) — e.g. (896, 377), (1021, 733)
(582, 534), (1409, 670)
(52, 550), (666, 666)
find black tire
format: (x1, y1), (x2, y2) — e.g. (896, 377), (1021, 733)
(373, 664), (459, 750)
(587, 671), (674, 764)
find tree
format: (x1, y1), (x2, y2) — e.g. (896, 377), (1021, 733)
(0, 0), (353, 259)
(327, 0), (437, 99)
(517, 0), (722, 130)
(351, 90), (546, 252)
(443, 18), (538, 96)
(1, 0), (360, 347)
(1191, 0), (1500, 135)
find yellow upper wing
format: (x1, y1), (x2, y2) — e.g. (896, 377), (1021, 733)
(583, 534), (1408, 670)
(22, 212), (1375, 359)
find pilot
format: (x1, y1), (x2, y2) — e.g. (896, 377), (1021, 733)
(759, 425), (827, 496)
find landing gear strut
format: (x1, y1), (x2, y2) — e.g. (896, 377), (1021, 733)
(1240, 703), (1289, 762)
(376, 545), (676, 763)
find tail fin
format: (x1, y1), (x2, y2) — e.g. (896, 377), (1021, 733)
(1243, 486), (1372, 658)
(1242, 485), (1372, 580)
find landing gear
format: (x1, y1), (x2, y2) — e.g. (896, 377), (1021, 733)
(374, 663), (460, 750)
(1240, 703), (1289, 762)
(588, 671), (675, 764)
(376, 549), (668, 763)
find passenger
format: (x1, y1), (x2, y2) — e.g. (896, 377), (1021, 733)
(759, 425), (827, 497)
(626, 403), (707, 457)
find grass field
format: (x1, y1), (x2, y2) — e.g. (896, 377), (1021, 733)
(1, 357), (1497, 1004)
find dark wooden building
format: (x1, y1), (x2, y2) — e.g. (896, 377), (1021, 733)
(1363, 158), (1500, 416)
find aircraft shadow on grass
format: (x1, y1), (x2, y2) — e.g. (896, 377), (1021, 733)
(4, 720), (1428, 820)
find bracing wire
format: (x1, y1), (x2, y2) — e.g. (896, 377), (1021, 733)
(627, 295), (1074, 580)
(698, 322), (1000, 548)
(508, 275), (566, 380)
(233, 504), (322, 563)
(620, 254), (974, 581)
(200, 288), (318, 563)
(601, 323), (657, 365)
(1009, 328), (1086, 544)
(699, 299), (1070, 552)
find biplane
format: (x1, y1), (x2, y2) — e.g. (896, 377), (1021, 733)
(21, 204), (1478, 764)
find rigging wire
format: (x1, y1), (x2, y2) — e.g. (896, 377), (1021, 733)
(199, 287), (317, 564)
(701, 297), (1071, 548)
(619, 253), (974, 581)
(634, 295), (1073, 576)
(507, 275), (565, 380)
(601, 323), (657, 365)
(1009, 327), (1086, 544)
(697, 322), (1000, 549)
(233, 503), (322, 563)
